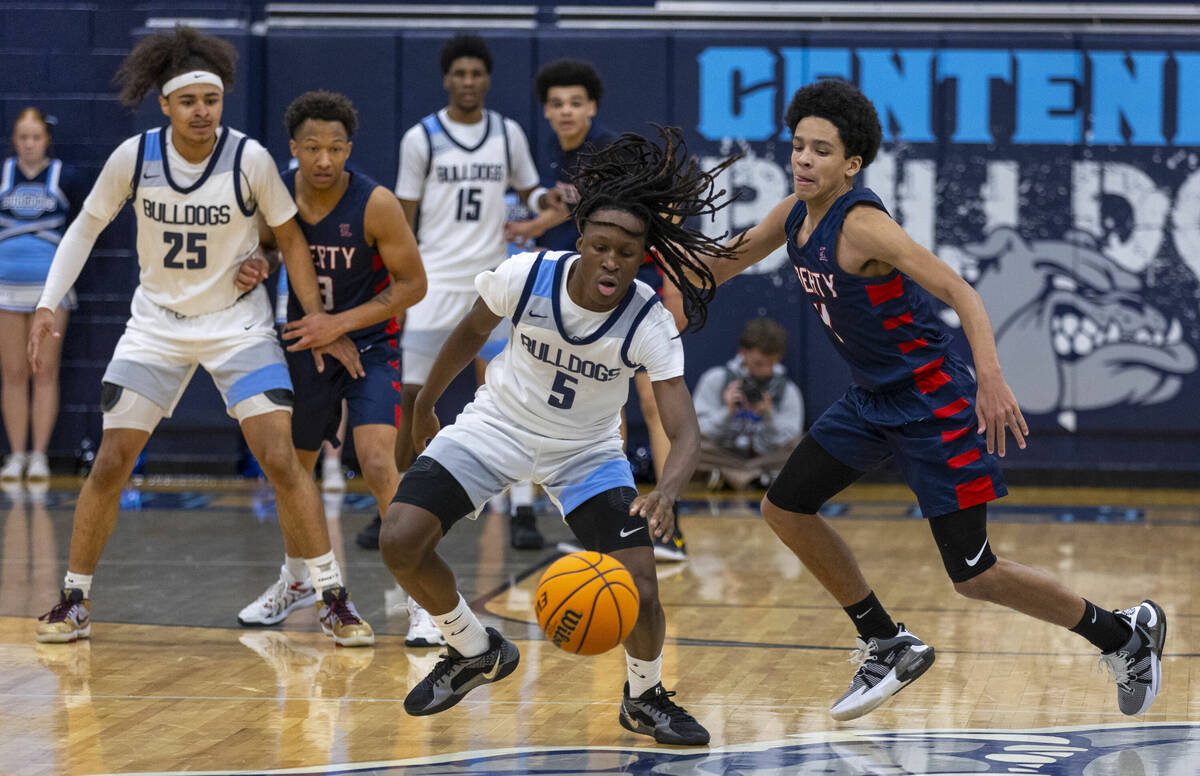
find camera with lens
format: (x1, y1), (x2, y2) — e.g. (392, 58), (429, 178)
(741, 378), (767, 405)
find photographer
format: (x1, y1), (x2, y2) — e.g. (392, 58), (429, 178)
(693, 318), (804, 490)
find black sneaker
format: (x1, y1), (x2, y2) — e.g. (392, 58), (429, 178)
(510, 506), (544, 549)
(403, 627), (520, 716)
(619, 682), (709, 745)
(355, 516), (381, 550)
(830, 623), (935, 720)
(1100, 599), (1166, 715)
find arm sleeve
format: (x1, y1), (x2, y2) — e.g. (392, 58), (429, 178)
(626, 303), (685, 381)
(761, 380), (805, 447)
(38, 139), (140, 310)
(241, 141), (297, 228)
(394, 125), (429, 201)
(474, 252), (539, 319)
(693, 367), (733, 438)
(504, 120), (541, 191)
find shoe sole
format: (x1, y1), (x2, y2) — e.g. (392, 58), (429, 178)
(36, 624), (91, 644)
(320, 625), (376, 647)
(405, 648), (520, 716)
(405, 634), (446, 648)
(618, 708), (710, 746)
(236, 592), (318, 627)
(830, 644), (936, 721)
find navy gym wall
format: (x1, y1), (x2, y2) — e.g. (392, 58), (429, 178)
(4, 3), (1200, 473)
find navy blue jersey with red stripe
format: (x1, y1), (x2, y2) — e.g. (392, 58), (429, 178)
(786, 188), (955, 391)
(283, 169), (393, 344)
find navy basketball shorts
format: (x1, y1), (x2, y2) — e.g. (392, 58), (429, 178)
(803, 362), (1007, 518)
(286, 336), (400, 451)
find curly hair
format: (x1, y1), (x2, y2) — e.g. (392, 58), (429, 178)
(440, 33), (492, 74)
(784, 78), (882, 169)
(284, 90), (358, 138)
(114, 25), (236, 107)
(572, 126), (743, 332)
(534, 59), (604, 104)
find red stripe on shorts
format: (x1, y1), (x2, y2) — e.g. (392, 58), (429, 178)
(916, 369), (951, 394)
(866, 275), (904, 306)
(947, 448), (981, 469)
(391, 381), (402, 392)
(883, 312), (913, 330)
(942, 425), (972, 443)
(956, 475), (996, 509)
(394, 404), (401, 427)
(934, 397), (971, 417)
(898, 338), (928, 354)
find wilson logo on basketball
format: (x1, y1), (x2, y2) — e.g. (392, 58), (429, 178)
(551, 609), (583, 646)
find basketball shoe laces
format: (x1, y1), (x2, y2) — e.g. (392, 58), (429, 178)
(1098, 649), (1136, 691)
(325, 596), (361, 626)
(39, 596), (78, 624)
(640, 686), (691, 721)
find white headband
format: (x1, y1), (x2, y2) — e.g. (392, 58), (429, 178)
(162, 70), (225, 97)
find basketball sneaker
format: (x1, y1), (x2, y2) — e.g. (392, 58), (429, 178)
(619, 682), (710, 745)
(652, 524), (687, 563)
(403, 627), (519, 716)
(405, 596), (446, 647)
(237, 568), (317, 626)
(0, 452), (25, 482)
(1099, 599), (1166, 716)
(26, 452), (49, 482)
(36, 588), (91, 643)
(510, 505), (545, 549)
(316, 587), (375, 647)
(830, 623), (935, 721)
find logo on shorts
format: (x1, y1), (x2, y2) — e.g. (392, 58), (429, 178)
(340, 223), (352, 238)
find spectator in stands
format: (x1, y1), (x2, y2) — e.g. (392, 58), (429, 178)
(0, 108), (81, 483)
(693, 317), (804, 490)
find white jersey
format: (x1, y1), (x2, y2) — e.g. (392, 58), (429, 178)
(395, 109), (539, 295)
(472, 251), (684, 441)
(80, 126), (296, 317)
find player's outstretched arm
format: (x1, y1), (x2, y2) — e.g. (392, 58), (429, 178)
(411, 297), (503, 453)
(630, 376), (700, 539)
(685, 195), (794, 288)
(842, 207), (1029, 457)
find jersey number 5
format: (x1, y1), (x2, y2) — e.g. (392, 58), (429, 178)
(548, 370), (577, 409)
(456, 187), (482, 222)
(163, 231), (207, 270)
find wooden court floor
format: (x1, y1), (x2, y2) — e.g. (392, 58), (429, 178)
(0, 477), (1197, 775)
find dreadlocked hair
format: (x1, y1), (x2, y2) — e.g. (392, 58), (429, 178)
(115, 25), (236, 107)
(572, 125), (742, 332)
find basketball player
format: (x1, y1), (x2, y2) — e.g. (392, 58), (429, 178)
(378, 127), (741, 745)
(234, 91), (441, 645)
(30, 27), (373, 647)
(689, 78), (1166, 719)
(359, 34), (562, 555)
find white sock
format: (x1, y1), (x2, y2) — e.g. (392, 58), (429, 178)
(510, 480), (534, 510)
(626, 652), (662, 698)
(283, 556), (308, 582)
(64, 571), (92, 598)
(303, 551), (343, 593)
(434, 593), (491, 657)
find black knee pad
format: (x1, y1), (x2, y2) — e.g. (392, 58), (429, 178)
(927, 504), (997, 582)
(390, 455), (474, 535)
(765, 434), (863, 514)
(565, 487), (649, 554)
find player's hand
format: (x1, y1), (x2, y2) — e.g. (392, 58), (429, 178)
(26, 307), (60, 375)
(312, 335), (363, 378)
(629, 490), (675, 539)
(504, 218), (547, 248)
(234, 255), (270, 292)
(975, 370), (1028, 457)
(553, 181), (580, 206)
(411, 397), (441, 454)
(283, 311), (342, 351)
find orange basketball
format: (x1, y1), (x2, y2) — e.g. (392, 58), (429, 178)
(535, 551), (640, 655)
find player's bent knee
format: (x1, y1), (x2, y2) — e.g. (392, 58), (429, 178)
(379, 507), (440, 573)
(952, 564), (1003, 601)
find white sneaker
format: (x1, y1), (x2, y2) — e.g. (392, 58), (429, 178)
(237, 568), (317, 626)
(26, 452), (49, 482)
(0, 452), (26, 482)
(321, 456), (345, 492)
(405, 596), (446, 647)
